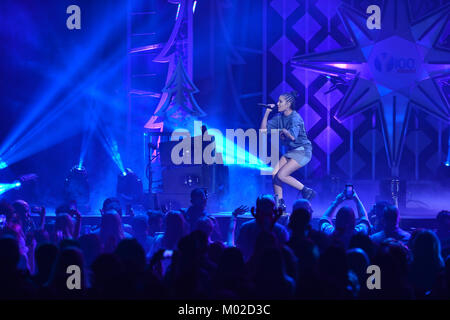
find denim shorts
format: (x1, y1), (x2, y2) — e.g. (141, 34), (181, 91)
(283, 146), (312, 167)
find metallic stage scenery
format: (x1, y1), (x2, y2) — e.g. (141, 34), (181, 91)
(0, 0), (450, 302)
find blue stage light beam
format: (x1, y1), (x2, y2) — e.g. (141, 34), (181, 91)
(96, 118), (126, 175)
(199, 124), (273, 173)
(193, 1), (198, 13)
(0, 3), (129, 159)
(0, 54), (125, 167)
(0, 181), (21, 196)
(2, 52), (124, 157)
(0, 159), (7, 170)
(78, 95), (102, 170)
(222, 136), (273, 173)
(85, 86), (128, 175)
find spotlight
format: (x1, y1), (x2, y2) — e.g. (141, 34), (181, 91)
(64, 166), (90, 208)
(8, 174), (39, 202)
(193, 0), (197, 13)
(0, 159), (7, 170)
(96, 121), (125, 174)
(445, 161), (450, 167)
(0, 180), (21, 196)
(117, 168), (143, 204)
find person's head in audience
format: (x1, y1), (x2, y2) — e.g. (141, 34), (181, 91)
(147, 210), (163, 236)
(47, 247), (86, 296)
(178, 230), (209, 259)
(194, 216), (214, 243)
(288, 207), (311, 237)
(0, 236), (20, 274)
(59, 238), (81, 251)
(346, 248), (369, 286)
(382, 205), (400, 231)
(54, 214), (75, 241)
(437, 210), (450, 233)
(170, 230), (212, 298)
(335, 206), (355, 233)
(371, 240), (412, 299)
(319, 245), (351, 298)
(91, 253), (124, 298)
(131, 215), (149, 238)
(208, 241), (225, 266)
(78, 234), (101, 268)
(0, 234), (33, 298)
(292, 199), (313, 215)
(0, 201), (15, 225)
(190, 188), (207, 211)
(115, 238), (146, 275)
(445, 256), (450, 287)
(217, 247), (245, 276)
(11, 200), (32, 228)
(410, 229), (444, 269)
(252, 230), (278, 260)
(369, 200), (391, 232)
(176, 230), (211, 285)
(101, 197), (122, 216)
(163, 211), (187, 250)
(255, 246), (295, 299)
(349, 233), (375, 261)
(185, 189), (208, 229)
(34, 243), (58, 285)
(254, 194), (278, 230)
(100, 212), (125, 253)
(55, 204), (71, 216)
(32, 229), (50, 244)
(2, 224), (27, 260)
(408, 229), (443, 296)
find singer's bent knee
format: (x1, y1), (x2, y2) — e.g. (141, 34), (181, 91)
(276, 172), (288, 182)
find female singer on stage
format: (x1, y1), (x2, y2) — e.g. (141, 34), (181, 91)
(260, 91), (316, 211)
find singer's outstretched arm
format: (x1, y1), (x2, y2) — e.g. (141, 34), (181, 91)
(260, 107), (273, 130)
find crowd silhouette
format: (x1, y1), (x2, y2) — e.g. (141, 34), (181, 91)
(0, 188), (449, 300)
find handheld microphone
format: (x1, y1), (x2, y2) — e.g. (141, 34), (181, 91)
(257, 103), (276, 110)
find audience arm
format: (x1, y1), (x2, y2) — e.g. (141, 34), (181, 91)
(352, 191), (369, 222)
(321, 192), (345, 222)
(227, 205), (248, 247)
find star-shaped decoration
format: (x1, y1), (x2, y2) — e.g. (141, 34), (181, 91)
(292, 0), (450, 176)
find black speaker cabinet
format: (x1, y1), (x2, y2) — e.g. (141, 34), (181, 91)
(162, 164), (228, 192)
(159, 164), (228, 212)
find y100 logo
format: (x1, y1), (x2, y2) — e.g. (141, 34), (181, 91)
(374, 53), (416, 74)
